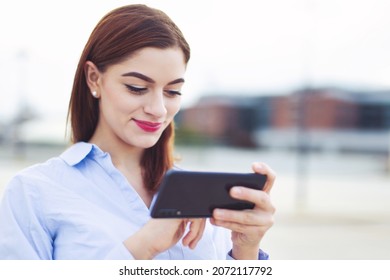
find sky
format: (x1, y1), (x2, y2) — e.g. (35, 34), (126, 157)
(1, 0), (390, 129)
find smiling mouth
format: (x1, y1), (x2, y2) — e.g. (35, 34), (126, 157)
(133, 119), (162, 132)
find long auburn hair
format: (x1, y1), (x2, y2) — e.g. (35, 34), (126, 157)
(67, 4), (190, 192)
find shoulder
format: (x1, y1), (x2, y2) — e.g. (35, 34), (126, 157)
(6, 142), (95, 187)
(3, 142), (90, 192)
(3, 156), (67, 196)
(2, 142), (102, 201)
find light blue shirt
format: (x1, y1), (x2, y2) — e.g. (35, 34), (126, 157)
(0, 142), (268, 260)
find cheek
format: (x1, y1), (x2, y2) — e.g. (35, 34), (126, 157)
(103, 85), (136, 113)
(166, 98), (181, 118)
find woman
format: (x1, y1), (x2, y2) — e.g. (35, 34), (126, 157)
(0, 4), (275, 260)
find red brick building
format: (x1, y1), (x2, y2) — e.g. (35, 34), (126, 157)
(176, 88), (390, 151)
(271, 88), (359, 130)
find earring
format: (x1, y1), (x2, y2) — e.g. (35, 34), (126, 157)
(92, 91), (98, 98)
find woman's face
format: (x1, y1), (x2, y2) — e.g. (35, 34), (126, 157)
(88, 47), (186, 149)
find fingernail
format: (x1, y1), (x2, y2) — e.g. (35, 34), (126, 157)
(254, 162), (263, 170)
(232, 187), (242, 196)
(214, 209), (224, 218)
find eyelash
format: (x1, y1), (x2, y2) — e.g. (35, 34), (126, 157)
(125, 85), (182, 97)
(166, 90), (182, 96)
(125, 84), (147, 95)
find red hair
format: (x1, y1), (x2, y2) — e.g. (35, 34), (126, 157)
(67, 4), (190, 192)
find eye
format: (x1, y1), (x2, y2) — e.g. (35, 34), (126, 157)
(125, 84), (147, 95)
(164, 89), (182, 97)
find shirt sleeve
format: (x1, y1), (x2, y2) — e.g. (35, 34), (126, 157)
(0, 176), (53, 260)
(227, 249), (270, 260)
(210, 224), (269, 260)
(104, 243), (135, 260)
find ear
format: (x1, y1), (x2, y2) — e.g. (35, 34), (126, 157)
(84, 61), (101, 93)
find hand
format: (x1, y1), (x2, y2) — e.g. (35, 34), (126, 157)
(210, 162), (276, 259)
(124, 218), (205, 259)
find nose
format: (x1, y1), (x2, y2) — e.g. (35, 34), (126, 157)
(143, 90), (167, 118)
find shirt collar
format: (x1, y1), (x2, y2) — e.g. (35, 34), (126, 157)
(60, 142), (98, 166)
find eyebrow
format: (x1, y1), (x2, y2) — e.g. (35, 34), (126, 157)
(121, 72), (185, 85)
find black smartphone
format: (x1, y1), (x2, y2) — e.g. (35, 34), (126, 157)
(150, 169), (267, 218)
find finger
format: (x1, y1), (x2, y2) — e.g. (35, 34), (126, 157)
(185, 219), (205, 249)
(211, 219), (260, 235)
(182, 219), (205, 248)
(230, 186), (275, 212)
(213, 208), (261, 226)
(212, 211), (274, 233)
(188, 219), (206, 249)
(252, 162), (276, 194)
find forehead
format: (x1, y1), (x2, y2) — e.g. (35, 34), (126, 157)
(106, 47), (187, 81)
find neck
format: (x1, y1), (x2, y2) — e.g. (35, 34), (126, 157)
(89, 131), (144, 172)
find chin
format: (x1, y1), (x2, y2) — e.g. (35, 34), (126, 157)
(139, 143), (158, 149)
(133, 138), (160, 149)
(122, 132), (162, 149)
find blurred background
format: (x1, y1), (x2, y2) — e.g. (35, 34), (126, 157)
(1, 0), (389, 259)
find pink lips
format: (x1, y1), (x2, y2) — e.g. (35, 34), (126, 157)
(133, 119), (162, 132)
